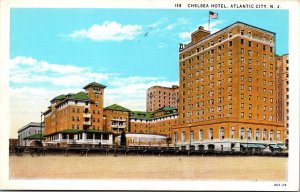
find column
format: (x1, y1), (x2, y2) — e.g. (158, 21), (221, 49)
(82, 132), (86, 143)
(93, 133), (95, 144)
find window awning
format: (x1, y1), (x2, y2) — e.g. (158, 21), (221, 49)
(256, 144), (266, 149)
(270, 144), (280, 149)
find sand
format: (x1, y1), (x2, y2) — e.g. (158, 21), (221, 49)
(9, 155), (287, 181)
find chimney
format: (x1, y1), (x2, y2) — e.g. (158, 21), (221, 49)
(191, 26), (210, 43)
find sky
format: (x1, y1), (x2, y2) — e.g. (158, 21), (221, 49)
(9, 9), (288, 138)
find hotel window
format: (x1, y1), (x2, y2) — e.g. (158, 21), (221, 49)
(263, 114), (266, 120)
(270, 64), (273, 69)
(201, 46), (204, 51)
(72, 116), (75, 121)
(240, 128), (245, 139)
(263, 54), (266, 59)
(229, 41), (232, 47)
(270, 72), (273, 78)
(229, 104), (232, 110)
(240, 48), (244, 54)
(241, 39), (244, 44)
(181, 132), (186, 142)
(263, 45), (266, 51)
(240, 66), (244, 72)
(247, 128), (252, 140)
(240, 57), (244, 63)
(241, 112), (244, 118)
(270, 56), (273, 62)
(269, 130), (274, 141)
(248, 68), (252, 73)
(263, 97), (266, 102)
(248, 50), (252, 56)
(241, 76), (244, 81)
(230, 128), (235, 138)
(241, 103), (244, 109)
(218, 80), (221, 86)
(263, 71), (266, 76)
(248, 86), (252, 91)
(263, 79), (266, 85)
(229, 68), (232, 73)
(220, 128), (225, 139)
(199, 129), (203, 140)
(248, 77), (252, 83)
(229, 86), (232, 91)
(270, 89), (273, 95)
(197, 48), (200, 53)
(190, 131), (194, 142)
(270, 47), (273, 52)
(276, 131), (280, 141)
(263, 106), (266, 111)
(229, 32), (232, 38)
(218, 37), (221, 42)
(249, 95), (252, 100)
(263, 129), (267, 140)
(270, 106), (273, 112)
(209, 128), (213, 140)
(241, 84), (244, 90)
(270, 98), (273, 103)
(248, 32), (252, 37)
(240, 30), (244, 35)
(248, 104), (252, 109)
(248, 59), (252, 64)
(218, 46), (221, 52)
(270, 115), (273, 121)
(249, 113), (252, 119)
(241, 94), (244, 99)
(263, 62), (266, 68)
(255, 129), (260, 140)
(263, 88), (266, 93)
(229, 95), (232, 100)
(229, 50), (232, 56)
(72, 108), (75, 112)
(248, 41), (252, 47)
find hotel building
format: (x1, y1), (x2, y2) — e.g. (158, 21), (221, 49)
(43, 82), (114, 145)
(172, 22), (285, 151)
(146, 85), (179, 112)
(276, 54), (289, 148)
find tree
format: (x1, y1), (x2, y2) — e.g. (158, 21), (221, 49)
(120, 131), (127, 147)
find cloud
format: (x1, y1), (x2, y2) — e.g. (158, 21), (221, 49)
(179, 32), (191, 41)
(165, 18), (190, 31)
(68, 21), (142, 41)
(10, 56), (109, 87)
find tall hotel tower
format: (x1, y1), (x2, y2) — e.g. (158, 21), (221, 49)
(172, 22), (285, 151)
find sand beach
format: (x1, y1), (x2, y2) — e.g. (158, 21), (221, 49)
(9, 154), (287, 181)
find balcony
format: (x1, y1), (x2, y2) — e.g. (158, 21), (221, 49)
(84, 120), (91, 125)
(112, 118), (126, 122)
(111, 124), (126, 129)
(83, 113), (91, 118)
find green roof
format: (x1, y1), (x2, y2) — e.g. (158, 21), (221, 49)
(60, 129), (82, 134)
(129, 111), (154, 120)
(83, 82), (107, 89)
(104, 104), (131, 112)
(51, 92), (90, 103)
(70, 91), (90, 100)
(24, 134), (45, 140)
(154, 106), (177, 112)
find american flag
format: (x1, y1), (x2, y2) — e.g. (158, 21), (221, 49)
(209, 11), (218, 19)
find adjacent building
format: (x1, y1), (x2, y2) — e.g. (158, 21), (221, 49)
(104, 104), (131, 134)
(18, 122), (44, 146)
(146, 85), (179, 112)
(276, 54), (289, 148)
(172, 21), (285, 151)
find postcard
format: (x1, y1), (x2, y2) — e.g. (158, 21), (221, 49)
(0, 0), (299, 191)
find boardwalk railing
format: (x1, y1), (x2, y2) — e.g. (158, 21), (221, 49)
(11, 144), (288, 157)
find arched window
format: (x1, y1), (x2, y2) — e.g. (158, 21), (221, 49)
(182, 131), (186, 142)
(190, 130), (194, 142)
(277, 131), (281, 141)
(240, 128), (245, 139)
(247, 128), (252, 140)
(255, 129), (260, 140)
(174, 132), (178, 143)
(199, 129), (203, 141)
(269, 130), (274, 141)
(263, 129), (267, 140)
(230, 127), (235, 139)
(220, 127), (225, 139)
(209, 128), (213, 140)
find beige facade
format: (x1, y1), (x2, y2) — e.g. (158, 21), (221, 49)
(146, 85), (179, 112)
(172, 22), (285, 151)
